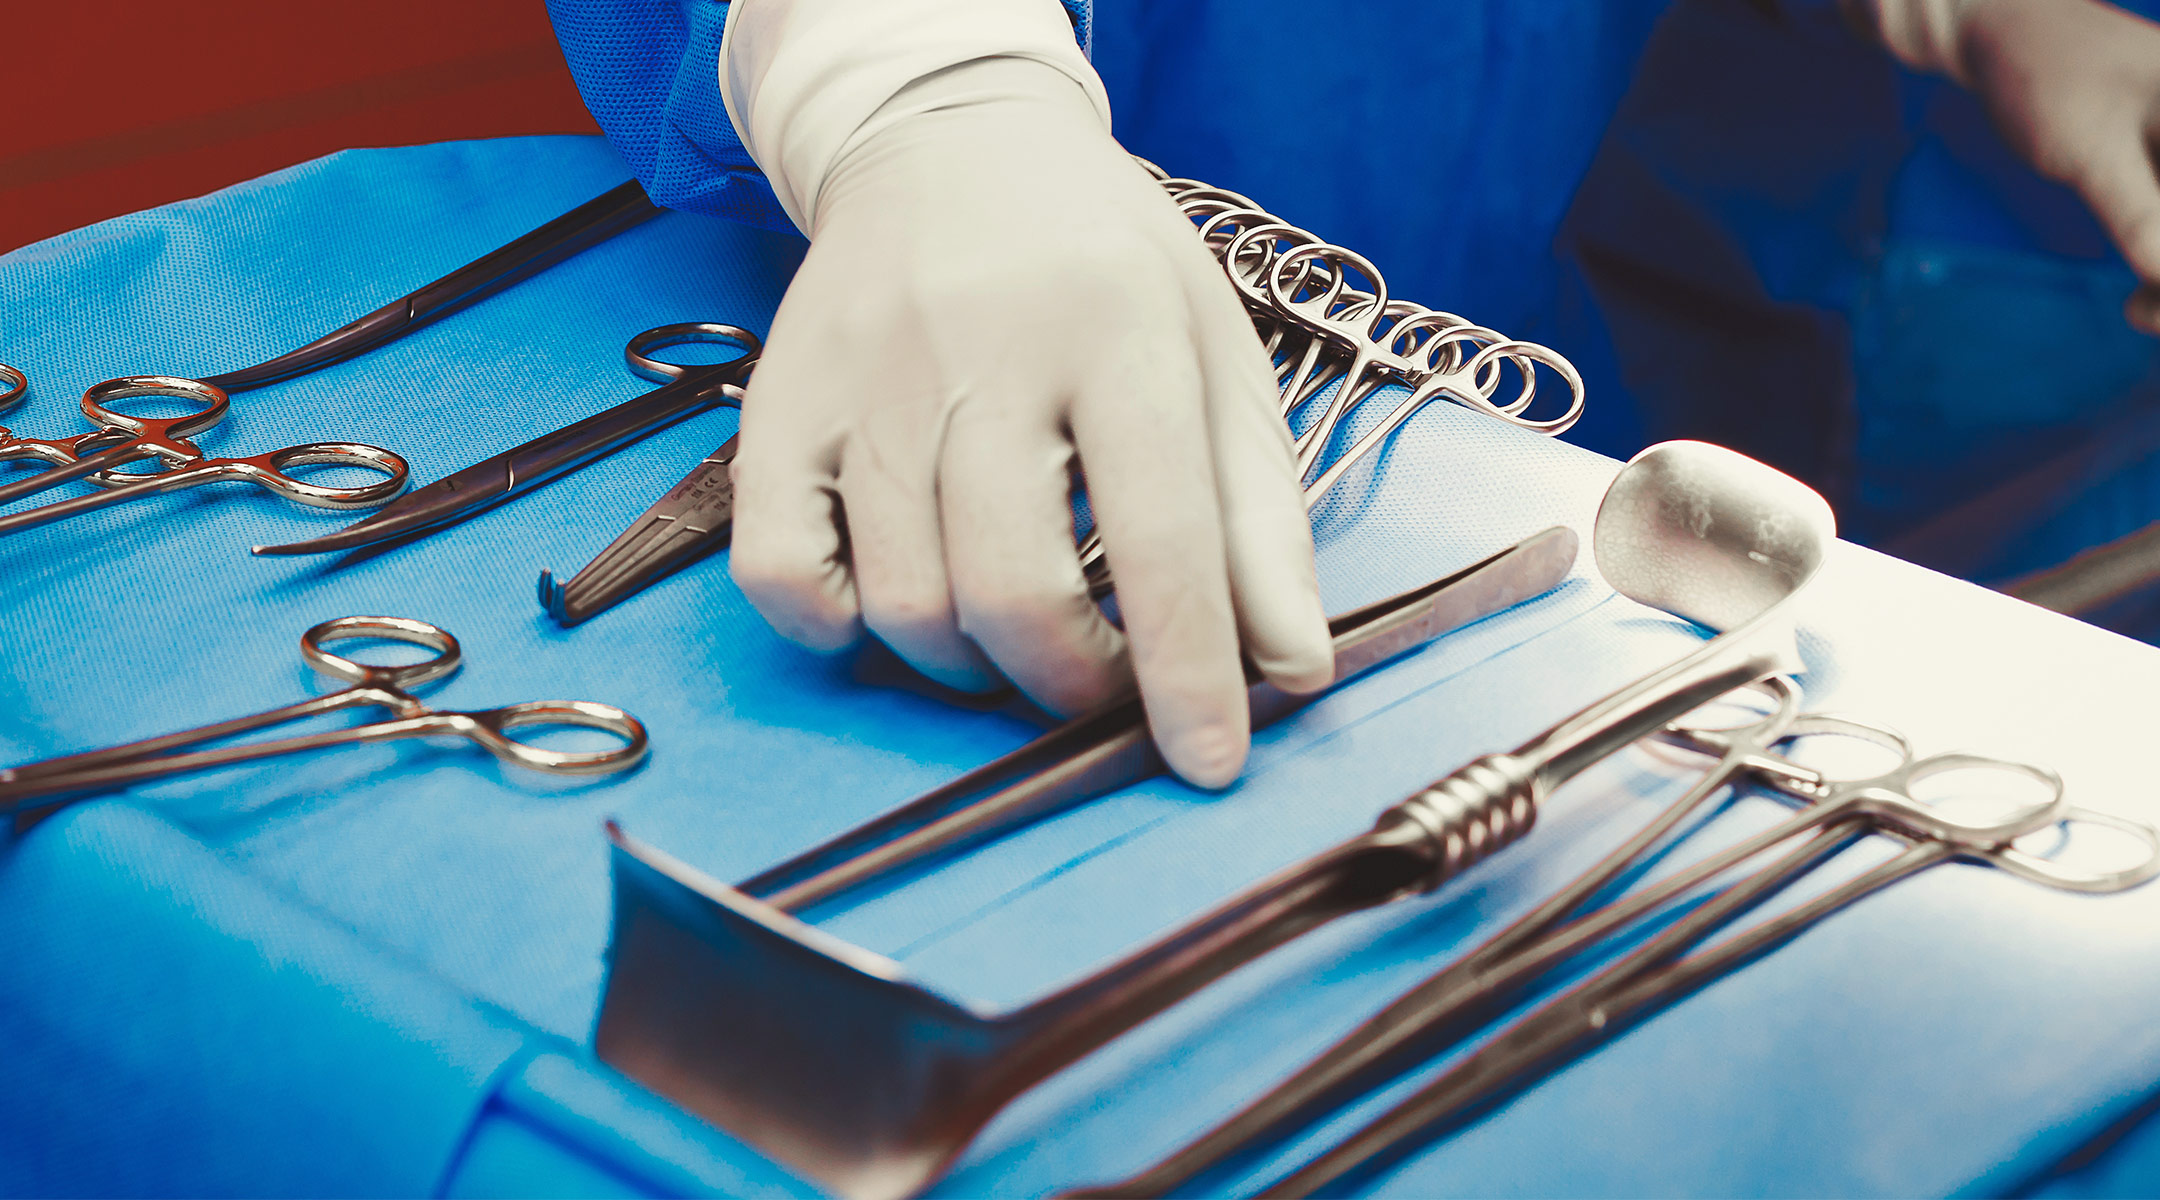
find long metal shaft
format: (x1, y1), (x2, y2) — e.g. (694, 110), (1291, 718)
(1256, 827), (1898, 1200)
(0, 442), (160, 508)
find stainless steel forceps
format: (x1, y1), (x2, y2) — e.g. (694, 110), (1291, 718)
(0, 615), (648, 816)
(0, 372), (409, 535)
(1070, 678), (2160, 1198)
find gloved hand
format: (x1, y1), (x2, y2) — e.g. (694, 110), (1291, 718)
(720, 16), (1333, 787)
(1860, 0), (2160, 333)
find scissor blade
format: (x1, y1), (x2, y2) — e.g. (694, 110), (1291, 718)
(248, 455), (516, 555)
(742, 526), (1581, 914)
(538, 437), (738, 625)
(251, 363), (749, 557)
(203, 181), (662, 393)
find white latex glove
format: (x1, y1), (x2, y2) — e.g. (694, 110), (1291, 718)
(721, 27), (1333, 786)
(1860, 0), (2160, 333)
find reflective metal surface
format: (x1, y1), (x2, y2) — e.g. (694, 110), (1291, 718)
(592, 442), (1829, 1200)
(1070, 672), (2160, 1197)
(740, 526), (1580, 914)
(0, 615), (648, 816)
(0, 180), (663, 543)
(0, 374), (408, 534)
(253, 325), (760, 557)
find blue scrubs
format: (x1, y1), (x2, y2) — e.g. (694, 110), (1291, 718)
(545, 0), (2160, 625)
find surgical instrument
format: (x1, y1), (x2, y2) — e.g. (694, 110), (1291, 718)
(1073, 174), (1584, 592)
(1251, 760), (2159, 1198)
(537, 437), (737, 625)
(0, 181), (661, 511)
(252, 324), (758, 557)
(740, 525), (1580, 913)
(543, 166), (1587, 624)
(590, 441), (1833, 1200)
(0, 615), (648, 816)
(1063, 682), (2088, 1196)
(535, 324), (752, 624)
(0, 375), (409, 536)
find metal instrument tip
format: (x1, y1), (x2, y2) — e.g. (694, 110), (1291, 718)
(250, 530), (377, 556)
(538, 569), (589, 626)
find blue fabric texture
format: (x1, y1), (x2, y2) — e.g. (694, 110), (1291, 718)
(1088, 0), (2160, 595)
(7, 134), (2160, 1195)
(542, 0), (1093, 232)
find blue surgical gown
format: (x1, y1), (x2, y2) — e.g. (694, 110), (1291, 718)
(545, 0), (2160, 627)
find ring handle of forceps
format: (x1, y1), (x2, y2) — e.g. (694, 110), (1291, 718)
(302, 617), (650, 774)
(1983, 805), (2160, 893)
(303, 615), (464, 691)
(1658, 707), (2069, 848)
(159, 442), (409, 509)
(455, 699), (651, 775)
(624, 323), (761, 386)
(1405, 338), (1587, 436)
(1647, 685), (1908, 793)
(0, 363), (25, 413)
(71, 375), (231, 481)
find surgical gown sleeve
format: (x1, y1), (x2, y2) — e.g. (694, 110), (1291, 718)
(542, 0), (1094, 232)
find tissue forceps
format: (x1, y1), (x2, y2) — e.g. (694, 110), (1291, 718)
(1166, 704), (2152, 1199)
(739, 526), (1580, 914)
(1068, 678), (2096, 1196)
(0, 615), (648, 815)
(0, 374), (409, 536)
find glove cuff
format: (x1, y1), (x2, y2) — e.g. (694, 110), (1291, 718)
(719, 0), (1111, 233)
(1847, 0), (1983, 84)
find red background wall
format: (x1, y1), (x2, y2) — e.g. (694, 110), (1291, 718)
(2, 2), (602, 254)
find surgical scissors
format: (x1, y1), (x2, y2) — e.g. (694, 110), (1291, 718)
(0, 373), (408, 535)
(0, 180), (664, 543)
(254, 323), (758, 557)
(1072, 679), (2156, 1197)
(0, 615), (648, 815)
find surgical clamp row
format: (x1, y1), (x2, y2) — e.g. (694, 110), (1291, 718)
(1067, 679), (2160, 1197)
(1099, 163), (1585, 591)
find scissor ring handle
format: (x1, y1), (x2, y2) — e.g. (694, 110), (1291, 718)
(225, 442), (409, 509)
(464, 699), (651, 776)
(1854, 752), (2067, 848)
(1449, 340), (1587, 435)
(1646, 675), (1807, 770)
(1983, 805), (2160, 893)
(79, 375), (230, 445)
(0, 363), (25, 413)
(1269, 242), (1393, 341)
(624, 323), (761, 386)
(302, 615), (463, 691)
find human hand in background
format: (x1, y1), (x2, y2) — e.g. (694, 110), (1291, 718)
(720, 6), (1333, 787)
(1863, 0), (2160, 332)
